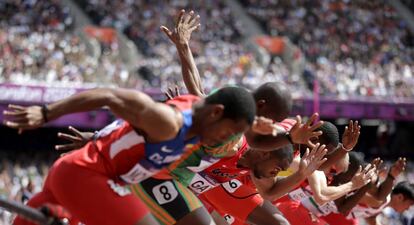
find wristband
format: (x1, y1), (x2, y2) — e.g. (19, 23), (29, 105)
(285, 132), (294, 144)
(340, 143), (353, 152)
(41, 105), (49, 123)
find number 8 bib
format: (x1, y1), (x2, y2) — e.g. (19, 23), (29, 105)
(152, 181), (179, 205)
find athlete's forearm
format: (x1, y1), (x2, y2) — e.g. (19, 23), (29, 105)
(370, 175), (394, 202)
(309, 172), (357, 205)
(336, 184), (371, 215)
(259, 172), (306, 201)
(315, 182), (355, 205)
(176, 43), (205, 97)
(46, 88), (123, 121)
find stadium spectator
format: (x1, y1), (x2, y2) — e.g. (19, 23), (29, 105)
(0, 0), (133, 88)
(242, 0), (414, 98)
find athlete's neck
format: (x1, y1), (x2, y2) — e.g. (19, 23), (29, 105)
(186, 101), (204, 140)
(237, 149), (254, 169)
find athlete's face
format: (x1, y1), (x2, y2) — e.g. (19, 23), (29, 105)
(255, 97), (291, 122)
(391, 194), (414, 213)
(253, 152), (290, 179)
(199, 105), (250, 147)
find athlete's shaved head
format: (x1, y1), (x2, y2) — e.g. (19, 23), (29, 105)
(205, 86), (256, 124)
(308, 121), (339, 154)
(250, 145), (294, 179)
(253, 82), (292, 122)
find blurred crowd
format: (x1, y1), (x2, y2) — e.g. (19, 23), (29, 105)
(243, 0), (414, 98)
(402, 0), (414, 13)
(0, 0), (133, 88)
(74, 0), (307, 96)
(0, 151), (57, 224)
(1, 0), (414, 99)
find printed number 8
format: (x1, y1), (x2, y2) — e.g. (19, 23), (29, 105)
(159, 185), (171, 201)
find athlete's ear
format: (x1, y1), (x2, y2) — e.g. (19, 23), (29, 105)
(209, 104), (224, 119)
(256, 99), (266, 109)
(258, 151), (271, 160)
(396, 194), (405, 202)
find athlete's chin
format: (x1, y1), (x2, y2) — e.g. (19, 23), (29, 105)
(200, 137), (219, 147)
(253, 170), (263, 179)
(200, 138), (211, 146)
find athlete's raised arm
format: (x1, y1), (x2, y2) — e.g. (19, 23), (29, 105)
(368, 157), (406, 202)
(253, 143), (327, 201)
(308, 164), (376, 205)
(247, 113), (323, 151)
(3, 88), (182, 142)
(162, 9), (205, 97)
(334, 183), (372, 215)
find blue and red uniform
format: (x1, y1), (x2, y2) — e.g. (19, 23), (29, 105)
(15, 95), (201, 225)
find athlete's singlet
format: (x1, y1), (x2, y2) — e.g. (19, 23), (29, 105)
(71, 95), (201, 183)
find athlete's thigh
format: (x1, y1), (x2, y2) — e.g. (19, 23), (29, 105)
(134, 214), (160, 225)
(49, 164), (151, 225)
(176, 207), (216, 225)
(246, 200), (290, 225)
(132, 177), (206, 225)
(211, 211), (233, 225)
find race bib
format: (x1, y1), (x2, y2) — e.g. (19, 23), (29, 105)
(120, 163), (155, 184)
(288, 188), (308, 201)
(223, 214), (235, 224)
(188, 173), (218, 195)
(222, 179), (242, 193)
(319, 201), (338, 215)
(152, 181), (179, 205)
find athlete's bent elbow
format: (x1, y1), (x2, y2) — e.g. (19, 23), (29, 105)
(313, 195), (329, 206)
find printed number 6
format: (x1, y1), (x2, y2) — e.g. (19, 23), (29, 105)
(222, 179), (242, 193)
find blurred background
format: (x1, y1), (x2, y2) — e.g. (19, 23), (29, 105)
(0, 0), (413, 224)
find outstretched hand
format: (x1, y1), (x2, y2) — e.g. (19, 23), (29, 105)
(55, 126), (94, 151)
(161, 9), (201, 46)
(164, 85), (181, 100)
(289, 113), (324, 146)
(369, 157), (384, 184)
(341, 120), (361, 151)
(251, 116), (280, 136)
(3, 105), (45, 134)
(389, 157), (407, 179)
(351, 164), (377, 189)
(298, 143), (328, 177)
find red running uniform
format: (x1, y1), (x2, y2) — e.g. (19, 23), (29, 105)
(15, 95), (201, 225)
(199, 119), (296, 224)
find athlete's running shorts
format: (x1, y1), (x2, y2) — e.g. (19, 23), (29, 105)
(14, 149), (150, 225)
(131, 177), (203, 225)
(276, 199), (328, 225)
